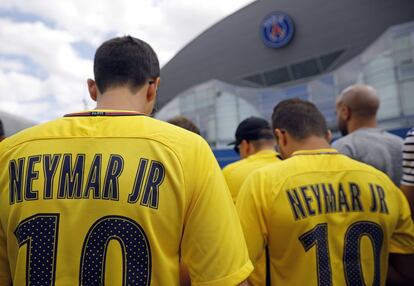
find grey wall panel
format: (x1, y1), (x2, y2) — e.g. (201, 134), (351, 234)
(158, 0), (414, 107)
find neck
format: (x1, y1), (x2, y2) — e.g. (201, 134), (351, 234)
(348, 117), (377, 133)
(291, 136), (331, 154)
(95, 87), (148, 114)
(257, 145), (276, 153)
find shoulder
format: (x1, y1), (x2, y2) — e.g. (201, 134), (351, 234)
(246, 157), (299, 191)
(337, 154), (398, 186)
(223, 158), (247, 175)
(0, 117), (65, 152)
(383, 131), (403, 143)
(332, 134), (352, 147)
(332, 135), (356, 156)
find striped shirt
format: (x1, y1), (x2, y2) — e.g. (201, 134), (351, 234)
(402, 127), (414, 185)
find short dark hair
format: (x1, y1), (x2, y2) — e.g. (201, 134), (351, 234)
(94, 36), (160, 93)
(167, 116), (200, 135)
(271, 98), (328, 140)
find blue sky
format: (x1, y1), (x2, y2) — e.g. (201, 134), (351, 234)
(0, 0), (253, 122)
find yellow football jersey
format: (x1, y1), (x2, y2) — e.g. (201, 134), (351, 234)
(223, 149), (281, 286)
(223, 149), (281, 202)
(0, 110), (253, 286)
(236, 148), (414, 286)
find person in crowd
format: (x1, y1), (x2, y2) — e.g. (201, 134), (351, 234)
(167, 116), (200, 135)
(237, 98), (414, 285)
(400, 127), (414, 218)
(223, 116), (281, 285)
(224, 116), (281, 202)
(0, 36), (252, 285)
(333, 84), (403, 185)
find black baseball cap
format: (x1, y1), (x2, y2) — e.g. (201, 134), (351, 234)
(228, 117), (273, 146)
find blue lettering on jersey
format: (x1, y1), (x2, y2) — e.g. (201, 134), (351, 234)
(369, 183), (389, 214)
(140, 161), (165, 209)
(25, 155), (41, 201)
(43, 154), (61, 200)
(128, 158), (149, 204)
(8, 154), (164, 208)
(127, 159), (165, 209)
(9, 158), (25, 204)
(58, 154), (85, 199)
(102, 155), (123, 201)
(286, 182), (388, 220)
(83, 154), (102, 199)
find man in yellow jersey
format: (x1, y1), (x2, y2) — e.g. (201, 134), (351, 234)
(224, 117), (281, 286)
(224, 117), (281, 202)
(237, 98), (414, 285)
(0, 36), (252, 286)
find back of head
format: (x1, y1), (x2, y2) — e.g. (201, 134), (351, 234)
(272, 98), (328, 140)
(94, 36), (160, 93)
(167, 116), (200, 135)
(231, 117), (274, 145)
(337, 84), (379, 118)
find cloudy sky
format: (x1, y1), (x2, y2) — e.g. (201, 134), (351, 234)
(0, 0), (253, 122)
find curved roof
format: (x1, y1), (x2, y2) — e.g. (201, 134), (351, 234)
(0, 110), (37, 137)
(158, 0), (414, 107)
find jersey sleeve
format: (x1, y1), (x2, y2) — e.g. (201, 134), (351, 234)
(236, 170), (269, 265)
(222, 164), (239, 203)
(389, 187), (414, 254)
(0, 219), (11, 285)
(401, 129), (414, 186)
(181, 139), (253, 286)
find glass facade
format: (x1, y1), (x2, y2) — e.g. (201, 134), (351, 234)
(157, 21), (414, 147)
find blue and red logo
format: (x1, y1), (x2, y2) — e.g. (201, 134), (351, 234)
(261, 12), (295, 48)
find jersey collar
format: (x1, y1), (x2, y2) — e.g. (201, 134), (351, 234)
(64, 110), (146, 117)
(291, 148), (339, 157)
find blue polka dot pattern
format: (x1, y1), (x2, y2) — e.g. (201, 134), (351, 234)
(80, 216), (151, 286)
(14, 214), (59, 286)
(344, 221), (383, 286)
(299, 223), (332, 286)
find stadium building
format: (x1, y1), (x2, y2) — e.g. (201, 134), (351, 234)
(156, 0), (414, 164)
(0, 110), (36, 137)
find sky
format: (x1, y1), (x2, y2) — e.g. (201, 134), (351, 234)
(0, 0), (254, 122)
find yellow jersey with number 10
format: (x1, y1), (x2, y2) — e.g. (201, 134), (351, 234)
(237, 149), (414, 286)
(0, 111), (253, 286)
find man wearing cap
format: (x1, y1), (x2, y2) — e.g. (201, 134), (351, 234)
(223, 116), (281, 286)
(224, 116), (281, 202)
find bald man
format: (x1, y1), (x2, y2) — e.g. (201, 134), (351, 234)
(333, 84), (403, 185)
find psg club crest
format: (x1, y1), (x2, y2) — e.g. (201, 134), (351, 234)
(261, 12), (295, 48)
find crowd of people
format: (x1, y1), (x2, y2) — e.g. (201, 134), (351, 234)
(0, 36), (413, 285)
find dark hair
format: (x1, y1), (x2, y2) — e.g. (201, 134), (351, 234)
(271, 98), (328, 140)
(94, 36), (160, 93)
(167, 116), (200, 135)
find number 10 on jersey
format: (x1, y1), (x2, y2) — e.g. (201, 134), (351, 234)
(299, 221), (383, 286)
(14, 214), (152, 285)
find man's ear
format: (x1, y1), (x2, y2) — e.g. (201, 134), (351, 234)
(340, 105), (351, 121)
(147, 77), (160, 103)
(274, 128), (287, 147)
(87, 79), (98, 102)
(326, 129), (333, 143)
